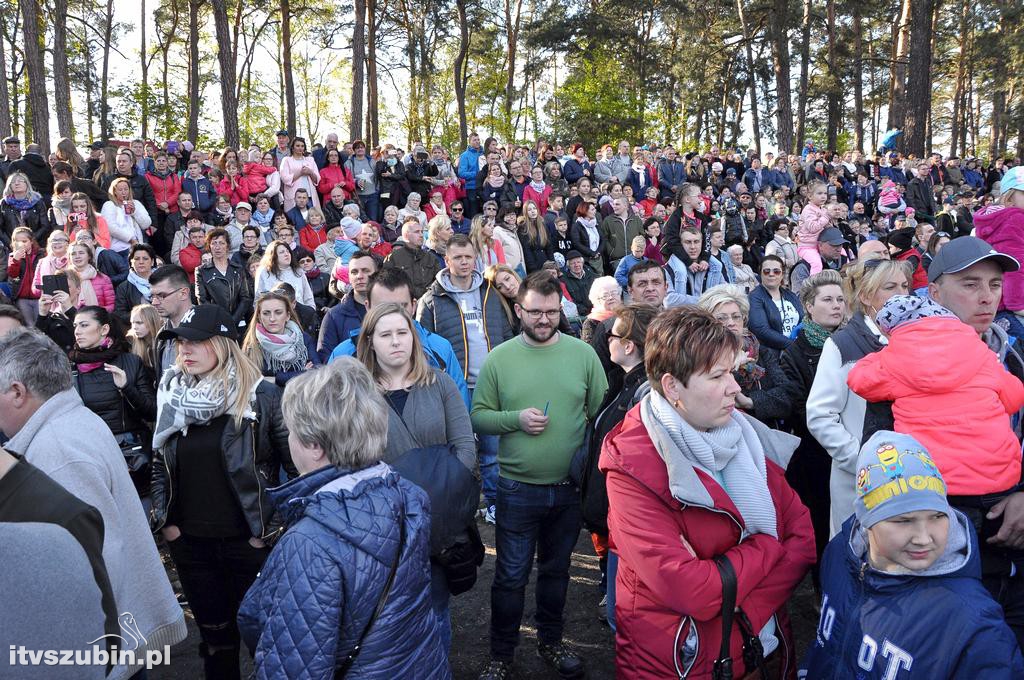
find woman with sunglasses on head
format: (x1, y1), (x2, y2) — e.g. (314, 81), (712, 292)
(242, 291), (320, 386)
(748, 254), (802, 350)
(151, 304), (294, 679)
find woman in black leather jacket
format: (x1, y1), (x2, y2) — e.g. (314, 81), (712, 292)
(70, 304), (157, 495)
(148, 303), (293, 679)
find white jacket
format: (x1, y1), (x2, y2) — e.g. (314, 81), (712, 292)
(805, 320), (888, 537)
(255, 265), (315, 308)
(101, 200), (152, 252)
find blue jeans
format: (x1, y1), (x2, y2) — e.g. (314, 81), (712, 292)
(464, 187), (479, 218)
(479, 434), (500, 506)
(490, 476), (582, 661)
(606, 551), (618, 632)
(359, 192), (381, 222)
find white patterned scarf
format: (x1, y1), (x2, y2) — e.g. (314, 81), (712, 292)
(648, 390), (778, 538)
(153, 363), (240, 450)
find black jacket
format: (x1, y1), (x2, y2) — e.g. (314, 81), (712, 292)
(150, 380), (296, 540)
(9, 153), (54, 199)
(905, 177), (937, 223)
(195, 260), (252, 326)
(0, 198), (50, 248)
(518, 228), (548, 273)
(72, 351), (156, 440)
(560, 266), (599, 316)
(37, 307), (77, 353)
(69, 177), (110, 211)
(742, 345), (793, 424)
(101, 170), (158, 220)
(114, 279), (148, 324)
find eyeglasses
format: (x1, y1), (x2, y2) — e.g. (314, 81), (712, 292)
(151, 286), (187, 302)
(451, 208), (464, 212)
(714, 313), (745, 324)
(519, 307), (560, 320)
(761, 268), (783, 275)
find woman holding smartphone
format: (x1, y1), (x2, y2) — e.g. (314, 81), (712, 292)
(65, 191), (111, 248)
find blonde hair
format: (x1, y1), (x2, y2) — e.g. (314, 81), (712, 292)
(799, 269), (844, 311)
(108, 177), (135, 205)
(305, 207), (325, 225)
(356, 303), (436, 388)
(3, 172), (40, 202)
(483, 263), (520, 326)
(127, 304), (162, 369)
(697, 283), (750, 320)
(174, 335), (262, 429)
(242, 292), (304, 370)
(1001, 188), (1024, 207)
(520, 200), (549, 248)
(469, 215), (495, 256)
(843, 259), (913, 316)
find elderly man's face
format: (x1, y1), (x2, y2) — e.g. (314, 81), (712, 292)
(326, 135), (339, 150)
(929, 260), (1004, 335)
(819, 242), (843, 260)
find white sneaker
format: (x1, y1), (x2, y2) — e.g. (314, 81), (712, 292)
(484, 505), (496, 524)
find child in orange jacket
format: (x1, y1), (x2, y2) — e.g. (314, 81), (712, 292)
(847, 295), (1024, 497)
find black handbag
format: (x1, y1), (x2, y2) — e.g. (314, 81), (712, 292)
(335, 510), (405, 678)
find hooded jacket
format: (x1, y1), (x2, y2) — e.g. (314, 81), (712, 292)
(145, 170), (183, 214)
(599, 399), (815, 680)
(847, 316), (1024, 496)
(974, 205), (1024, 312)
(383, 240), (442, 299)
(316, 291), (366, 362)
(416, 270), (514, 384)
(237, 463), (450, 680)
(800, 513), (1024, 679)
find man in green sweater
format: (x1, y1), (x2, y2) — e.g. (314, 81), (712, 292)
(471, 272), (607, 680)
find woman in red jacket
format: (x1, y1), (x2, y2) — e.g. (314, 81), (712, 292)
(316, 148), (355, 205)
(218, 161), (251, 207)
(600, 307), (814, 680)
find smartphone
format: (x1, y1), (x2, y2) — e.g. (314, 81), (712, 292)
(41, 273), (69, 296)
(71, 212), (86, 222)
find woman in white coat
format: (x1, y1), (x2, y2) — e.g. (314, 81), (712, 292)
(100, 177), (152, 259)
(804, 257), (912, 536)
(278, 137), (320, 212)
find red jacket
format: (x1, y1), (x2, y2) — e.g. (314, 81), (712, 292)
(847, 316), (1024, 495)
(299, 224), (329, 252)
(600, 404), (814, 680)
(7, 246), (40, 299)
(523, 184), (553, 214)
(145, 171), (183, 213)
(893, 247), (929, 290)
(179, 244), (203, 283)
(317, 164), (356, 204)
(217, 177), (250, 207)
(242, 162), (274, 196)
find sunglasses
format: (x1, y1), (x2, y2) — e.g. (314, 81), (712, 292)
(761, 268), (783, 275)
(451, 208), (464, 212)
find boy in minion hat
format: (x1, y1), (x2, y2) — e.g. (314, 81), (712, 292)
(801, 431), (1023, 679)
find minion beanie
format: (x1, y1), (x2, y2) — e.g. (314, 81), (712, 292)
(854, 431), (950, 528)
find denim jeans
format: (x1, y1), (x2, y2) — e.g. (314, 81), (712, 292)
(606, 551), (618, 632)
(490, 476), (582, 661)
(478, 434), (500, 506)
(464, 188), (479, 218)
(359, 192), (382, 223)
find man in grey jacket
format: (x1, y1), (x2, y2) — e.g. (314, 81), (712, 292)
(417, 235), (515, 522)
(0, 330), (187, 680)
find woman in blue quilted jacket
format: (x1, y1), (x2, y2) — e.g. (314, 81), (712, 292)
(238, 357), (451, 679)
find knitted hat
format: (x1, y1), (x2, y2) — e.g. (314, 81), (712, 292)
(886, 227), (915, 252)
(712, 162), (724, 173)
(854, 431), (950, 528)
(874, 295), (957, 335)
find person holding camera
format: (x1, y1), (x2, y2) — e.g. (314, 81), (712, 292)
(64, 191), (111, 249)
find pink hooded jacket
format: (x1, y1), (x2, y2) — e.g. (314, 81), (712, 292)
(974, 205), (1024, 311)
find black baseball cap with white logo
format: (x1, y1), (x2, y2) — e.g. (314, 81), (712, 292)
(157, 304), (238, 342)
(927, 236), (1020, 282)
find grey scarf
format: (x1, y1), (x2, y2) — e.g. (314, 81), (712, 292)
(646, 391), (778, 538)
(153, 364), (242, 450)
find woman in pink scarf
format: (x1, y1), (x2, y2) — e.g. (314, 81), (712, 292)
(69, 242), (115, 312)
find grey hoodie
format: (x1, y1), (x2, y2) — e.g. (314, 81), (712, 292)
(437, 269), (488, 386)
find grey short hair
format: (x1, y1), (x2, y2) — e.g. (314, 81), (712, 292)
(342, 203), (360, 217)
(0, 329), (72, 399)
(281, 357), (388, 469)
(697, 284), (750, 320)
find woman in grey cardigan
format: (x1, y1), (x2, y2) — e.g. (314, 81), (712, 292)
(356, 302), (476, 649)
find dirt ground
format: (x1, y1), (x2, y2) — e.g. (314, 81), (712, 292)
(151, 520), (819, 679)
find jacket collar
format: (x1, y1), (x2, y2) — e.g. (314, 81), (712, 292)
(5, 389), (83, 456)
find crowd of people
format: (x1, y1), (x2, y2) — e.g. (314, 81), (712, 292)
(3, 128), (1024, 680)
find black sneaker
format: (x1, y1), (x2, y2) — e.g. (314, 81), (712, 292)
(478, 659), (514, 680)
(537, 642), (585, 678)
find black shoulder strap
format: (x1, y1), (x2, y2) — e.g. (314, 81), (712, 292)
(335, 506), (406, 678)
(712, 555), (737, 680)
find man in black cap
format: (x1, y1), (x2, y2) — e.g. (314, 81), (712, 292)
(272, 130), (290, 165)
(789, 226), (849, 292)
(83, 141), (105, 181)
(922, 235), (1024, 647)
(156, 302), (237, 344)
(0, 135), (20, 181)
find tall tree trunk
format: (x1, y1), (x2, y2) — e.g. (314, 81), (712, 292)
(902, 0), (934, 156)
(795, 0), (812, 155)
(366, 0), (379, 147)
(852, 6), (864, 152)
(350, 0), (365, 141)
(82, 30), (94, 141)
(280, 0), (296, 135)
(140, 0), (148, 138)
(21, 0), (50, 151)
(824, 0), (839, 151)
(453, 0), (470, 148)
(949, 5), (968, 158)
(503, 0), (523, 122)
(887, 0), (912, 132)
(211, 0), (239, 147)
(187, 0), (201, 143)
(0, 14), (12, 138)
(99, 0), (116, 142)
(736, 0), (760, 156)
(770, 0), (793, 155)
(53, 0), (73, 139)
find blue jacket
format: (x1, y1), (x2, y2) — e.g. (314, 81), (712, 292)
(457, 147), (483, 189)
(964, 168), (985, 191)
(238, 463), (451, 680)
(848, 182), (877, 211)
(880, 166), (908, 186)
(657, 160), (686, 199)
(748, 284), (802, 350)
(562, 158), (592, 185)
(286, 206), (308, 230)
(800, 513), (1023, 679)
(742, 167), (766, 193)
(182, 175), (216, 213)
(316, 292), (366, 361)
(329, 320), (471, 410)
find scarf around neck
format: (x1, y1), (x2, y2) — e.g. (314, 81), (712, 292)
(153, 363), (246, 450)
(735, 333), (767, 391)
(69, 337), (119, 373)
(646, 390), (778, 538)
(5, 195), (38, 211)
(801, 319), (834, 349)
(529, 180), (547, 193)
(76, 265), (99, 307)
(127, 270), (151, 301)
(256, 321), (308, 373)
